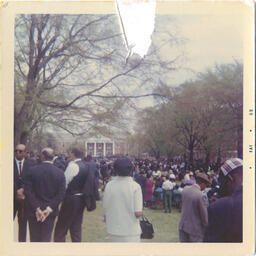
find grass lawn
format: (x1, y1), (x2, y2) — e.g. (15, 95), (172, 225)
(66, 200), (180, 242)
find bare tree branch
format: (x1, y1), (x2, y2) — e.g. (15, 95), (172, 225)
(40, 60), (144, 108)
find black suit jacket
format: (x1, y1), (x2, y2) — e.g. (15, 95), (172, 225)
(24, 162), (66, 217)
(204, 185), (242, 242)
(14, 159), (34, 197)
(135, 175), (147, 192)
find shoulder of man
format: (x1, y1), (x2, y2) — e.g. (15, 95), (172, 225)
(24, 158), (37, 167)
(182, 185), (193, 193)
(209, 196), (231, 212)
(51, 162), (65, 173)
(183, 184), (200, 196)
(29, 162), (43, 171)
(36, 162), (63, 173)
(68, 160), (78, 167)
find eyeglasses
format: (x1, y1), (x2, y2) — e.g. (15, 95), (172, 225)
(15, 150), (24, 153)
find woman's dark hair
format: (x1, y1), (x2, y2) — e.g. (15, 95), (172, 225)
(114, 157), (133, 177)
(146, 173), (151, 179)
(180, 183), (185, 188)
(174, 184), (179, 190)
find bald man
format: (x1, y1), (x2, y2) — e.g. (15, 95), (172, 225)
(14, 144), (36, 242)
(24, 148), (66, 242)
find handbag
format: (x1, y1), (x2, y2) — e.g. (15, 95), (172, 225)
(140, 215), (154, 239)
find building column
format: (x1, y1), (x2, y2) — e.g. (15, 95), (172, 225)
(93, 142), (96, 157)
(103, 142), (106, 157)
(113, 141), (115, 155)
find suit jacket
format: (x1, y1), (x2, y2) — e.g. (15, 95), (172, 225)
(14, 158), (35, 197)
(24, 162), (66, 217)
(204, 185), (242, 242)
(85, 161), (99, 178)
(179, 184), (208, 237)
(82, 162), (98, 211)
(82, 162), (97, 197)
(135, 175), (147, 192)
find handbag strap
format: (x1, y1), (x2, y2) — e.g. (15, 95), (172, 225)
(141, 214), (149, 222)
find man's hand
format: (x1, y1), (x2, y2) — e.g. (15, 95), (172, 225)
(36, 207), (52, 222)
(36, 208), (43, 222)
(41, 210), (50, 222)
(41, 206), (53, 222)
(16, 188), (25, 200)
(135, 211), (142, 218)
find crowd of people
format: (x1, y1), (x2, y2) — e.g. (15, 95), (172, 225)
(14, 144), (97, 242)
(14, 143), (243, 243)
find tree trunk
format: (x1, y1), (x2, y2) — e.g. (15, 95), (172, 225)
(155, 150), (160, 160)
(14, 93), (34, 146)
(189, 144), (194, 170)
(14, 121), (26, 146)
(204, 151), (210, 172)
(216, 147), (221, 171)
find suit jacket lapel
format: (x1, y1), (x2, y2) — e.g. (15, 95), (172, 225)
(14, 159), (20, 177)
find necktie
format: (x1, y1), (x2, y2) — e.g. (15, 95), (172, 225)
(19, 161), (22, 175)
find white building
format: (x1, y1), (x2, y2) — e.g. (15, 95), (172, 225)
(85, 137), (115, 157)
(85, 136), (127, 157)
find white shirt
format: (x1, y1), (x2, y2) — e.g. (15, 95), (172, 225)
(184, 173), (190, 181)
(103, 176), (142, 236)
(43, 161), (53, 164)
(64, 159), (81, 188)
(177, 187), (183, 192)
(162, 180), (175, 190)
(152, 171), (157, 178)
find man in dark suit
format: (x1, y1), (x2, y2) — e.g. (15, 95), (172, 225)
(54, 147), (95, 242)
(24, 148), (66, 242)
(204, 158), (243, 242)
(135, 170), (147, 206)
(14, 144), (36, 242)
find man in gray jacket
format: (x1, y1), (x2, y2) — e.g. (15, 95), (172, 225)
(179, 172), (210, 242)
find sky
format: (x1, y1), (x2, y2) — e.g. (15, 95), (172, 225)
(129, 13), (244, 110)
(175, 14), (243, 81)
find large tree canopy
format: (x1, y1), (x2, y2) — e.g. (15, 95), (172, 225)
(14, 14), (185, 145)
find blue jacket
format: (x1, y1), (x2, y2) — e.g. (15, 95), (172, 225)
(204, 185), (242, 242)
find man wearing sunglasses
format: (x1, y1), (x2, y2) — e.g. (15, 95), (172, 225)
(204, 158), (243, 242)
(14, 144), (35, 242)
